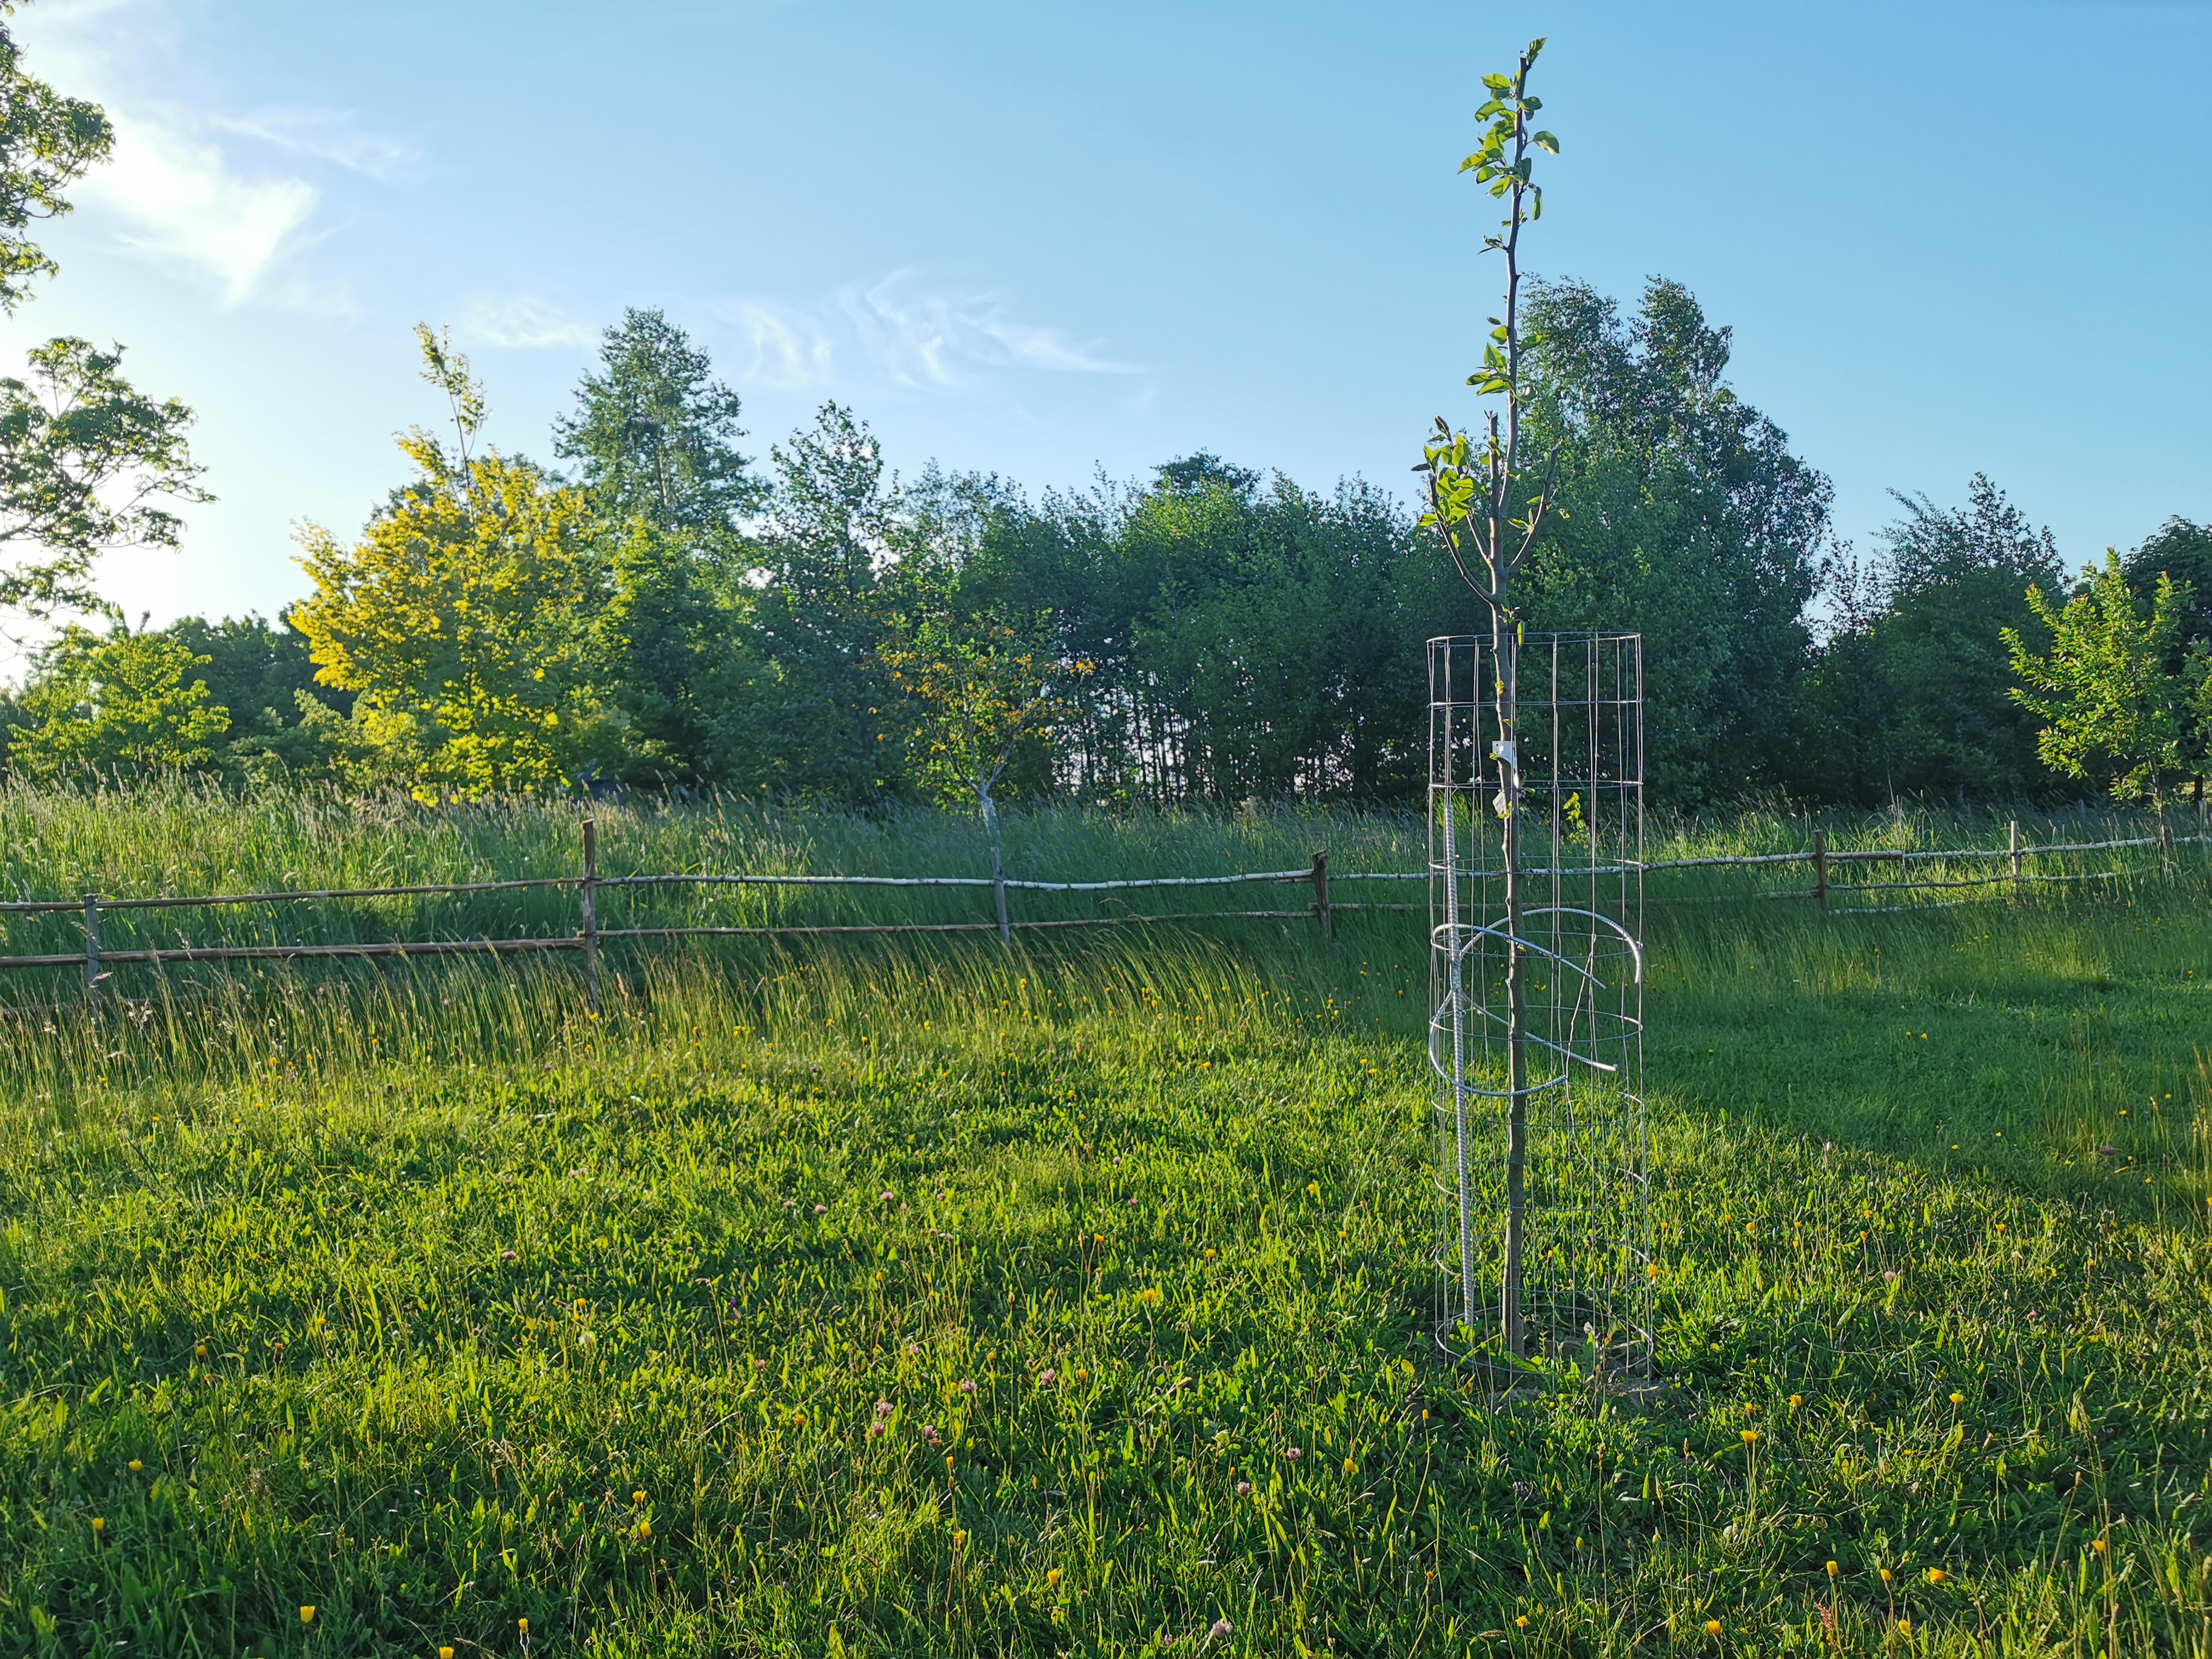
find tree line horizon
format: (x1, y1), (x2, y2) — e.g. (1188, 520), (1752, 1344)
(10, 289), (2209, 816)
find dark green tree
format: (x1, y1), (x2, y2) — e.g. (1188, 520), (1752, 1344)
(555, 309), (765, 789)
(750, 403), (901, 800)
(164, 613), (344, 730)
(167, 612), (358, 781)
(901, 457), (1436, 806)
(1797, 475), (2062, 804)
(1516, 277), (1831, 803)
(1119, 472), (1432, 801)
(1150, 451), (1261, 498)
(2123, 517), (2212, 650)
(554, 308), (760, 537)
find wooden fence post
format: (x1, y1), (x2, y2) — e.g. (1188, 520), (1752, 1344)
(82, 891), (100, 1013)
(1811, 830), (1828, 913)
(581, 819), (601, 1014)
(2009, 819), (2021, 899)
(1311, 849), (1332, 940)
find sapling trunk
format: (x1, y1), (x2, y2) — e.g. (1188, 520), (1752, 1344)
(981, 789), (1011, 947)
(1496, 628), (1530, 1359)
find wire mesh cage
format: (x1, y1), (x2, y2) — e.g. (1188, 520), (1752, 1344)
(1428, 632), (1651, 1387)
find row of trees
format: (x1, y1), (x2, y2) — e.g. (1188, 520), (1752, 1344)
(6, 288), (2208, 813)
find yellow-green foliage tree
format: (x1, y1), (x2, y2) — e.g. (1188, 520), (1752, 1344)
(882, 590), (1087, 936)
(8, 622), (229, 779)
(292, 326), (612, 801)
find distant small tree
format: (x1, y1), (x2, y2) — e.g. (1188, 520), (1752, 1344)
(2005, 552), (2210, 820)
(881, 593), (1088, 940)
(9, 621), (229, 779)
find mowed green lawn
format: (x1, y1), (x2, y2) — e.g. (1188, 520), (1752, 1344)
(0, 820), (2207, 1655)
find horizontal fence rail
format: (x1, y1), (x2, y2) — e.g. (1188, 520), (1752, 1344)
(598, 869), (1318, 892)
(0, 821), (2201, 1015)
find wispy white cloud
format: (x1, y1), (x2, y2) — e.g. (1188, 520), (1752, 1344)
(836, 270), (1138, 388)
(212, 107), (419, 181)
(13, 0), (404, 312)
(458, 295), (597, 350)
(79, 111), (326, 306)
(718, 300), (836, 389)
(967, 310), (1139, 375)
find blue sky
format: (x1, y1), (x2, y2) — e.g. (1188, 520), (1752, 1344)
(9, 0), (2210, 640)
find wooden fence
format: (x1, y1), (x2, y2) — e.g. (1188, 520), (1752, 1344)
(1, 819), (2202, 1014)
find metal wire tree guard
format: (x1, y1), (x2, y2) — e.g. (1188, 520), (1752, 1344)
(1429, 631), (1651, 1388)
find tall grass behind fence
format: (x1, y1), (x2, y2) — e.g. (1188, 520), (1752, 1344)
(0, 779), (2204, 1013)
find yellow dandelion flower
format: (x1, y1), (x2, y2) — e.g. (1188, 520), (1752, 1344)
(1343, 1457), (1357, 1474)
(1825, 1560), (1838, 1577)
(1949, 1392), (1964, 1405)
(90, 1517), (105, 1533)
(1047, 1567), (1062, 1588)
(1515, 1615), (1529, 1629)
(1879, 1567), (1892, 1584)
(127, 1460), (142, 1473)
(300, 1606), (316, 1624)
(1926, 1567), (1945, 1584)
(1740, 1429), (1758, 1444)
(1704, 1618), (1722, 1637)
(441, 1649), (456, 1659)
(1897, 1618), (1912, 1635)
(1788, 1395), (1803, 1409)
(2092, 1539), (2108, 1555)
(632, 1490), (646, 1503)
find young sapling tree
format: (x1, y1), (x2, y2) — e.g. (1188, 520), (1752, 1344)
(1412, 36), (1561, 1360)
(881, 594), (1088, 943)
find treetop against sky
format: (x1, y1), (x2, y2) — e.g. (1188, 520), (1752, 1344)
(1, 0), (2207, 632)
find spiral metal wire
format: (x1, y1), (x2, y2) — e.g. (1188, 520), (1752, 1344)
(1429, 633), (1651, 1387)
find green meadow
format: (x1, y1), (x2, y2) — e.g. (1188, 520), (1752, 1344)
(0, 789), (2206, 1656)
